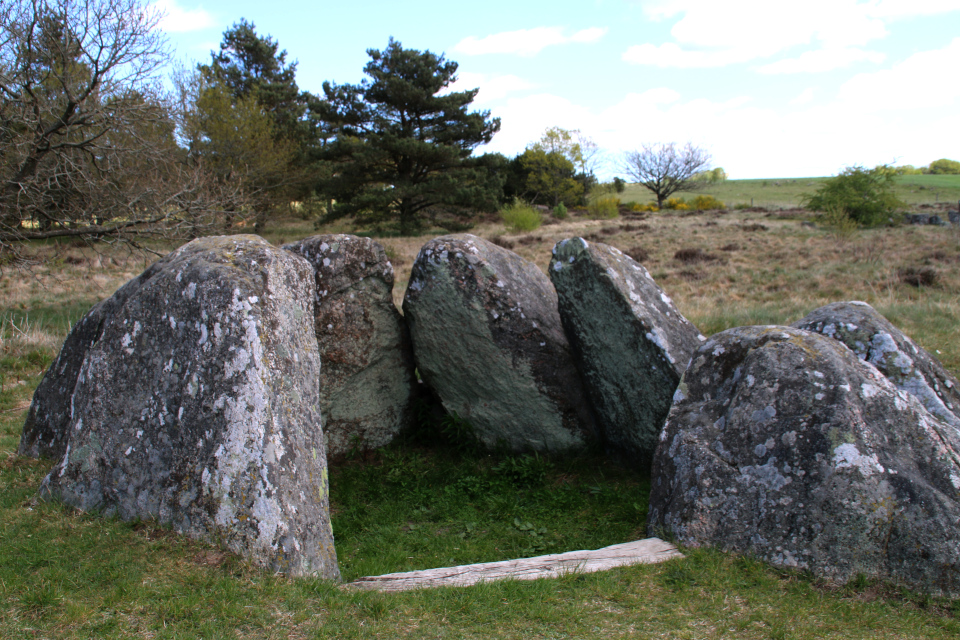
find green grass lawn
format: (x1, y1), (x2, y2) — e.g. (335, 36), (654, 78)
(2, 209), (960, 637)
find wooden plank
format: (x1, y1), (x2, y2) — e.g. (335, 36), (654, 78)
(346, 538), (683, 592)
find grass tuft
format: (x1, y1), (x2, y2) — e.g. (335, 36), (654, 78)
(500, 201), (542, 233)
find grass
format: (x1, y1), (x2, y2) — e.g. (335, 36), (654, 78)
(330, 447), (648, 580)
(2, 196), (960, 636)
(615, 174), (960, 209)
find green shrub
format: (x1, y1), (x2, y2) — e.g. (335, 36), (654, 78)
(928, 158), (960, 175)
(803, 165), (905, 227)
(552, 202), (568, 219)
(894, 164), (923, 175)
(587, 196), (620, 219)
(612, 177), (626, 193)
(691, 195), (725, 210)
(500, 201), (542, 232)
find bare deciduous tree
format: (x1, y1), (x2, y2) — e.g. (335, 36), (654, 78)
(0, 0), (246, 268)
(621, 142), (712, 209)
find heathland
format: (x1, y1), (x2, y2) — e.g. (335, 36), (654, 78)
(1, 177), (959, 638)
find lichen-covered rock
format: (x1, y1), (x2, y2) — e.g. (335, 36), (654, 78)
(403, 234), (597, 451)
(19, 269), (155, 460)
(38, 236), (340, 579)
(549, 238), (705, 459)
(283, 234), (416, 459)
(649, 325), (960, 596)
(793, 301), (960, 428)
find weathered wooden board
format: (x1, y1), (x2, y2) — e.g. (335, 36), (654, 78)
(346, 538), (683, 592)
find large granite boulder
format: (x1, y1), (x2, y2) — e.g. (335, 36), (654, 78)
(649, 325), (960, 596)
(549, 238), (705, 459)
(38, 236), (340, 579)
(19, 269), (155, 460)
(283, 234), (416, 458)
(793, 301), (960, 427)
(403, 234), (597, 451)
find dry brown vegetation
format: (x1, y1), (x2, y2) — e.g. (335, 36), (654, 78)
(4, 206), (960, 376)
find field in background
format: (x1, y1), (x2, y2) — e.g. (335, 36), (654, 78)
(615, 174), (960, 209)
(2, 198), (960, 637)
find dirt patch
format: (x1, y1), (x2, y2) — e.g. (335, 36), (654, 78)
(625, 246), (650, 263)
(897, 266), (938, 287)
(193, 549), (232, 567)
(674, 248), (719, 264)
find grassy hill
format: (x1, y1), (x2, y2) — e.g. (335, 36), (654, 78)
(615, 174), (960, 210)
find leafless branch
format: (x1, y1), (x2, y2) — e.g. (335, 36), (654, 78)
(621, 142), (712, 209)
(0, 0), (253, 270)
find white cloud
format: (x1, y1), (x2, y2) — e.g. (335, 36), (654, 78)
(868, 0), (960, 18)
(837, 38), (960, 111)
(153, 0), (216, 33)
(757, 48), (885, 74)
(622, 42), (752, 67)
(480, 93), (597, 154)
(790, 88), (816, 105)
(453, 26), (608, 57)
(625, 0), (960, 69)
(443, 72), (534, 104)
(478, 65), (959, 180)
(569, 27), (608, 44)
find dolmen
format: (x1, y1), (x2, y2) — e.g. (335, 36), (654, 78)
(20, 224), (960, 597)
(649, 303), (960, 596)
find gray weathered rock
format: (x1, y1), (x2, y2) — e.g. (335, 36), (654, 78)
(19, 268), (156, 460)
(793, 301), (960, 428)
(649, 325), (960, 596)
(283, 234), (416, 459)
(403, 234), (597, 451)
(38, 236), (340, 579)
(549, 238), (705, 459)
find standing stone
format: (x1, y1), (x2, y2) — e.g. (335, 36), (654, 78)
(403, 234), (597, 451)
(649, 325), (960, 596)
(793, 300), (960, 427)
(19, 267), (157, 460)
(283, 234), (416, 459)
(39, 236), (339, 579)
(549, 238), (705, 459)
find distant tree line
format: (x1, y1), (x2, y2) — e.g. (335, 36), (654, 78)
(888, 159), (960, 175)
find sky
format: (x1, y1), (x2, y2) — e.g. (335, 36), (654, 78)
(154, 0), (960, 180)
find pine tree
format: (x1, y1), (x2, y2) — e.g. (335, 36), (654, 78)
(202, 19), (307, 144)
(317, 38), (502, 235)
